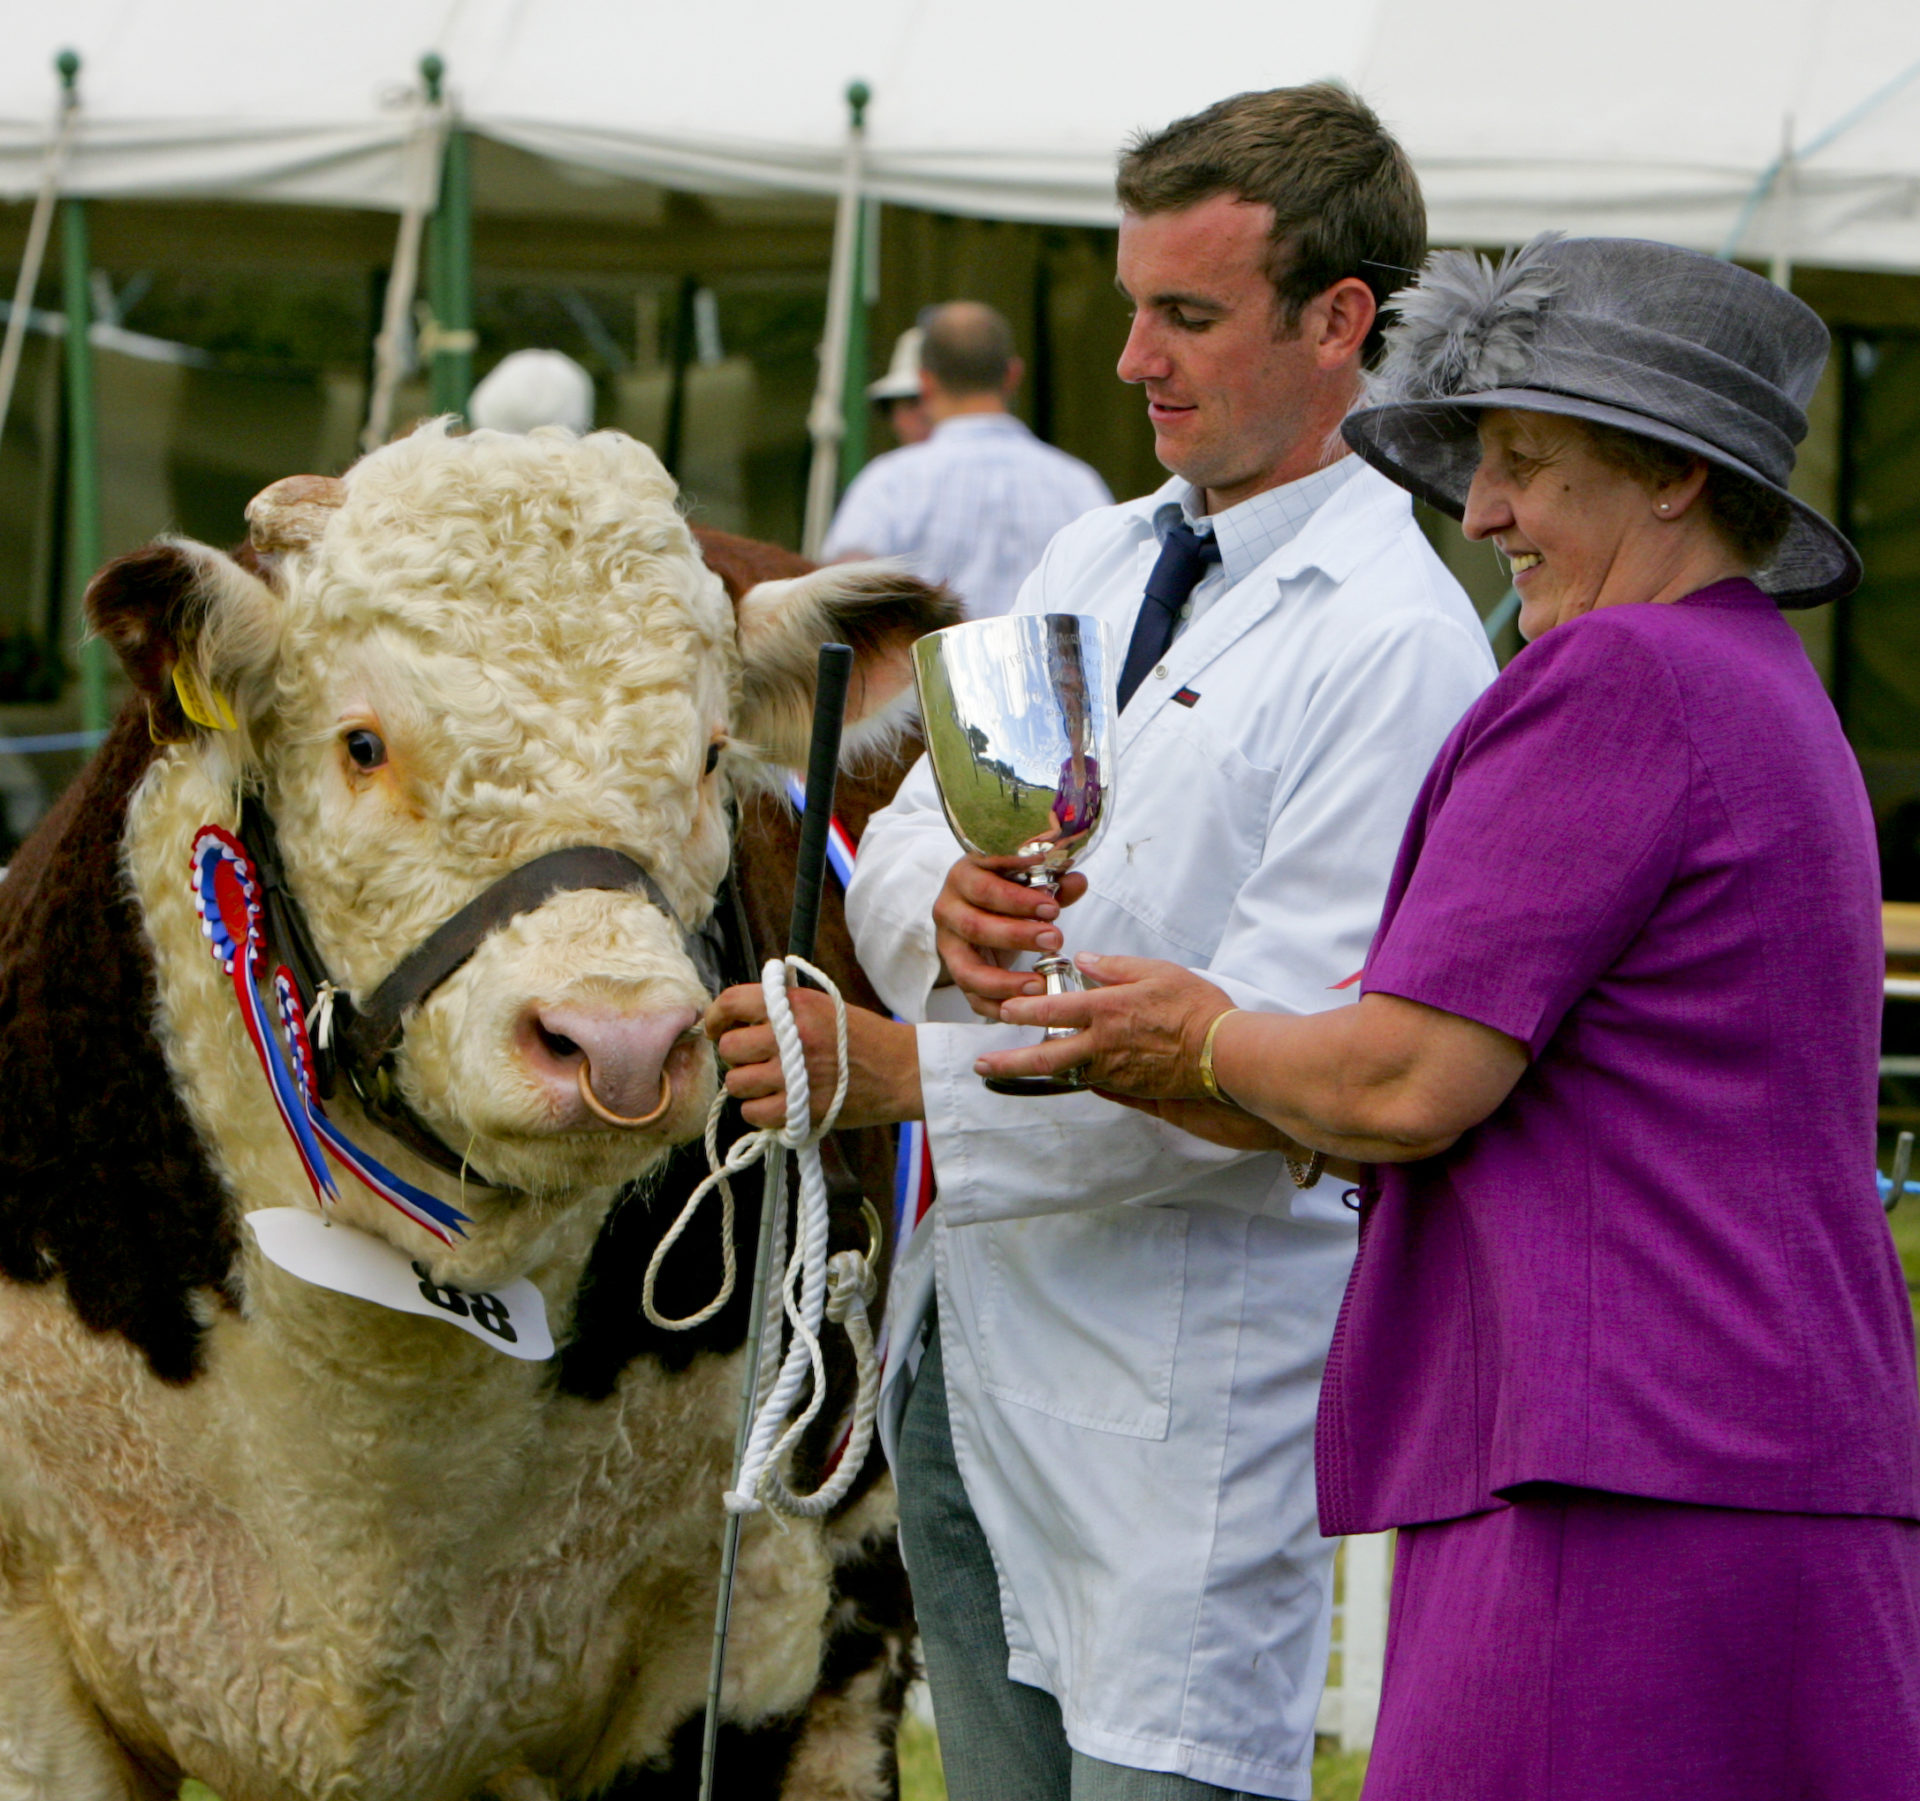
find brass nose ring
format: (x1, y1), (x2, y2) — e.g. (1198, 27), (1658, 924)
(578, 1064), (673, 1129)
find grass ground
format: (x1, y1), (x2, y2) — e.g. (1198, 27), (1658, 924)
(898, 1718), (1370, 1799)
(1889, 1185), (1920, 1322)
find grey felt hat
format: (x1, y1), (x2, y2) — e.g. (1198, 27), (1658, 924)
(1341, 234), (1860, 608)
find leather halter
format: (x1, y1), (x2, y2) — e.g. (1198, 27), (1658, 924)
(238, 797), (724, 1180)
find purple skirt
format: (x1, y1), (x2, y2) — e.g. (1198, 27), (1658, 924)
(1363, 1485), (1920, 1800)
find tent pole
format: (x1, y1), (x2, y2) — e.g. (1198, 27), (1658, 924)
(362, 64), (445, 454)
(0, 54), (78, 457)
(802, 81), (869, 560)
(837, 197), (875, 489)
(423, 54), (474, 420)
(1765, 116), (1796, 291)
(662, 273), (698, 479)
(55, 52), (104, 735)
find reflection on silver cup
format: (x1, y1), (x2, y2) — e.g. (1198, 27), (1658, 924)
(913, 614), (1116, 1096)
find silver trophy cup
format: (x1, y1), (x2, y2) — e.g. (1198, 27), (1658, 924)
(912, 613), (1116, 1096)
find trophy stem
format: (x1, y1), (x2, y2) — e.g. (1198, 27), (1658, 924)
(982, 949), (1090, 1098)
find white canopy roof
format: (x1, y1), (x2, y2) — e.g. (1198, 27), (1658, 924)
(3, 0), (1918, 270)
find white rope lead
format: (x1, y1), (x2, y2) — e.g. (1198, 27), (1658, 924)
(639, 956), (878, 1519)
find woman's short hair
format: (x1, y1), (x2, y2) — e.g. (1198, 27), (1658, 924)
(1578, 421), (1795, 568)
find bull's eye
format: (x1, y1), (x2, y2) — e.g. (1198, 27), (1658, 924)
(345, 728), (388, 771)
(704, 740), (723, 776)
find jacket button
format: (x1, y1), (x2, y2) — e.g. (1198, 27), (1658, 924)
(1154, 663), (1168, 678)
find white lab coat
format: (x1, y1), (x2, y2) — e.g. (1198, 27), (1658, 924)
(848, 464), (1494, 1796)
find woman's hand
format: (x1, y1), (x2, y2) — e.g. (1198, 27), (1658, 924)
(974, 953), (1231, 1098)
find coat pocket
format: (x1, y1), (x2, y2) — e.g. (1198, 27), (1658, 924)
(975, 1208), (1189, 1440)
(1084, 706), (1276, 960)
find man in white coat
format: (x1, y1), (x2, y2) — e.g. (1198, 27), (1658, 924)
(710, 84), (1495, 1801)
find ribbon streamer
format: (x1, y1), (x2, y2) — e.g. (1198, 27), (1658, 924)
(190, 826), (471, 1244)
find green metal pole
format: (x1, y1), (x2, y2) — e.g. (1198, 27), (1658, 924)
(440, 126), (472, 415)
(836, 84), (872, 490)
(56, 51), (105, 733)
(421, 54), (473, 420)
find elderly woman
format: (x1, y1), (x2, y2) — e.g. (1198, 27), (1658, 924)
(977, 236), (1920, 1798)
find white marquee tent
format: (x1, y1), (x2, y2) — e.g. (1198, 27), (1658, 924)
(1, 6), (1915, 1744)
(1, 0), (1918, 270)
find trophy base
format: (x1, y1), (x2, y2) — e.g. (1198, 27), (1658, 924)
(983, 1073), (1084, 1097)
(978, 955), (1090, 1097)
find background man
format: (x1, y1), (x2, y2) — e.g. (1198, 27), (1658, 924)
(822, 300), (1111, 618)
(712, 85), (1494, 1800)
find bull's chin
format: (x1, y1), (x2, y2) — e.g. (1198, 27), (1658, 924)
(389, 1085), (716, 1201)
(468, 1130), (686, 1199)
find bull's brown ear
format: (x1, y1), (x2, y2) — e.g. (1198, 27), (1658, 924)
(733, 563), (960, 768)
(86, 539), (281, 741)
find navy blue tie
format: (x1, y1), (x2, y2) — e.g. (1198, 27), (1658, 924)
(1117, 521), (1222, 710)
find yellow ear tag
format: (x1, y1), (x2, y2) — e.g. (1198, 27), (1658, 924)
(172, 661), (238, 732)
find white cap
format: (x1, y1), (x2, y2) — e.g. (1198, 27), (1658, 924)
(469, 349), (596, 434)
(866, 327), (924, 402)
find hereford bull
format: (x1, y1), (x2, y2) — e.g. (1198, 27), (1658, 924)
(0, 423), (953, 1801)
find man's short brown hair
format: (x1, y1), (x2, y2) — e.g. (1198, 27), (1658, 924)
(1116, 83), (1425, 366)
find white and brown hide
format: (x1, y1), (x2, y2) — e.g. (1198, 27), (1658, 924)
(0, 424), (954, 1801)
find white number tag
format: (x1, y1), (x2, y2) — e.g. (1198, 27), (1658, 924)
(246, 1209), (555, 1361)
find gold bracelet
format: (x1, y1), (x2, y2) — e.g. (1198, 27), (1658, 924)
(1197, 1008), (1241, 1105)
(1197, 1008), (1321, 1181)
(1283, 1147), (1326, 1189)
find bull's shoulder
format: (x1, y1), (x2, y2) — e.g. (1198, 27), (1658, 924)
(0, 709), (236, 1384)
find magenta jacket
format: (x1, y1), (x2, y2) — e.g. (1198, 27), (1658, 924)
(1321, 581), (1920, 1534)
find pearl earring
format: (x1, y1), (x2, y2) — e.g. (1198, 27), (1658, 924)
(1656, 502), (1672, 515)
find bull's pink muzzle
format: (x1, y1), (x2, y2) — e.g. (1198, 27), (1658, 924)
(519, 1003), (702, 1131)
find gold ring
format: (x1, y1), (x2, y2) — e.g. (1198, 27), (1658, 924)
(578, 1064), (673, 1129)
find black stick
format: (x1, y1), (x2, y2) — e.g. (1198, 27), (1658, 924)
(698, 641), (855, 1801)
(788, 642), (855, 962)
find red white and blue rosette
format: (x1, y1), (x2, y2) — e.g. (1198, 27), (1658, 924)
(189, 825), (471, 1244)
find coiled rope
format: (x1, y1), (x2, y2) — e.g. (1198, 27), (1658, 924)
(641, 955), (879, 1519)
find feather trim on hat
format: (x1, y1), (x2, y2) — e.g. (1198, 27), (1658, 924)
(1370, 232), (1565, 405)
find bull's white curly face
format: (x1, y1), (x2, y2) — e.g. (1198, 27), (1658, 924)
(106, 424), (785, 1296)
(108, 419), (941, 1289)
(259, 428), (738, 1204)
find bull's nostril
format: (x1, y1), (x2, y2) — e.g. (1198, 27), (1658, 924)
(536, 1024), (582, 1061)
